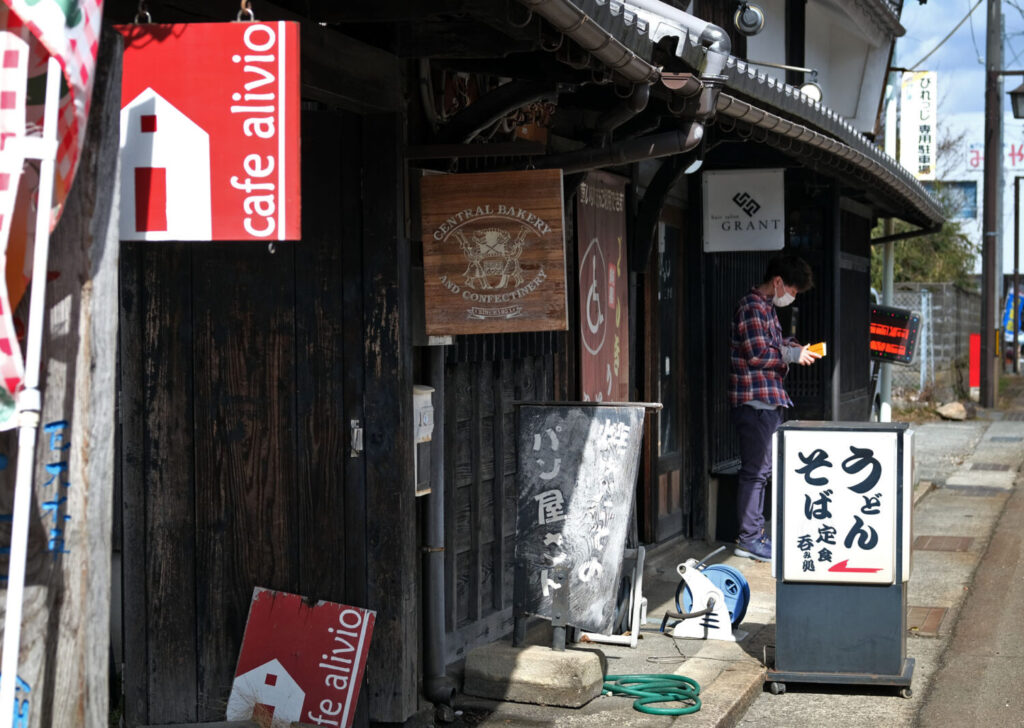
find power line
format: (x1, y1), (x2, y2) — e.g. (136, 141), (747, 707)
(1002, 2), (1024, 77)
(910, 0), (984, 70)
(968, 0), (985, 63)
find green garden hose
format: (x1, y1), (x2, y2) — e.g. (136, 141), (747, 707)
(602, 674), (701, 716)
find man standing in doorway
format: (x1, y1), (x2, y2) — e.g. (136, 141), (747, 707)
(730, 253), (820, 562)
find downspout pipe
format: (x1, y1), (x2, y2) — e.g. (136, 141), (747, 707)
(630, 145), (703, 271)
(623, 0), (732, 74)
(517, 0), (662, 84)
(535, 122), (703, 173)
(517, 0), (732, 81)
(595, 83), (651, 135)
(424, 345), (456, 713)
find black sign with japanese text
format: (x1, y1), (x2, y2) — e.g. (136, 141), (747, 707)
(514, 404), (644, 633)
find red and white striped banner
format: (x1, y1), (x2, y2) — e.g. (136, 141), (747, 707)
(0, 0), (103, 402)
(0, 16), (29, 408)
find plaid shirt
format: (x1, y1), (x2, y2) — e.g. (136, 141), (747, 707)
(729, 287), (798, 408)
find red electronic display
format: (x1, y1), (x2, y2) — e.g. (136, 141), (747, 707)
(869, 305), (921, 364)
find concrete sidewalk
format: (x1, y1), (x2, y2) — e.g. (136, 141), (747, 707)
(448, 391), (1024, 727)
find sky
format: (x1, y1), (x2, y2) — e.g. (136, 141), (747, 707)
(896, 1), (1024, 116)
(894, 1), (1024, 277)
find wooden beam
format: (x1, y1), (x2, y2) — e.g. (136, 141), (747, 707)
(298, 23), (402, 113)
(404, 142), (546, 160)
(396, 20), (533, 58)
(361, 114), (418, 722)
(11, 27), (122, 728)
(308, 0), (467, 21)
(105, 0), (402, 112)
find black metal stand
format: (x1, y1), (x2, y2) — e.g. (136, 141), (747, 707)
(766, 658), (915, 697)
(772, 422), (914, 698)
(512, 562), (570, 651)
(867, 359), (882, 420)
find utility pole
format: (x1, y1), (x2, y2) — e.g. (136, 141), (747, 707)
(982, 0), (1003, 407)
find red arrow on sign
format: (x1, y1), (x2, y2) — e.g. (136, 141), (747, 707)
(828, 559), (882, 574)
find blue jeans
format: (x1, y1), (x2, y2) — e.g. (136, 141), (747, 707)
(731, 405), (783, 544)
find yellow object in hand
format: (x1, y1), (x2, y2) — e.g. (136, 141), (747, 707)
(809, 342), (827, 357)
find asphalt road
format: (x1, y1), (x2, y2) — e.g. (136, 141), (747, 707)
(915, 476), (1024, 726)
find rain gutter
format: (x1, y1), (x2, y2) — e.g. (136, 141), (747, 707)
(870, 224), (945, 246)
(514, 0), (941, 226)
(714, 92), (943, 225)
(516, 0), (663, 84)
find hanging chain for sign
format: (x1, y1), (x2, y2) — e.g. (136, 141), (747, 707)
(134, 0), (151, 23)
(237, 0), (256, 21)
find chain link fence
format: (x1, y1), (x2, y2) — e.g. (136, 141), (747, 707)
(889, 283), (980, 395)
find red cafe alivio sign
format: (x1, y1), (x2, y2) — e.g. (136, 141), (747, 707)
(420, 169), (569, 336)
(226, 588), (375, 728)
(116, 21), (301, 241)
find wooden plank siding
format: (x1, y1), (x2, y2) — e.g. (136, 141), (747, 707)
(191, 244), (302, 720)
(837, 204), (874, 421)
(443, 349), (557, 663)
(360, 113), (418, 722)
(119, 109), (384, 726)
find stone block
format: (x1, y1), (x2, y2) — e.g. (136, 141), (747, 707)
(936, 401), (967, 420)
(462, 641), (605, 708)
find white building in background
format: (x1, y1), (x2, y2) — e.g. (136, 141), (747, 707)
(937, 110), (1024, 281)
(744, 0), (900, 136)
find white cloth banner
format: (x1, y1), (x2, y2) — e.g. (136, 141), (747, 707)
(899, 71), (937, 181)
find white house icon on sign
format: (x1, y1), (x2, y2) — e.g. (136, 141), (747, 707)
(226, 658), (306, 723)
(119, 87), (212, 240)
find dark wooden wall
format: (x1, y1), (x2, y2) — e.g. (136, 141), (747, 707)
(837, 203), (874, 421)
(702, 168), (837, 470)
(119, 108), (418, 726)
(442, 344), (557, 662)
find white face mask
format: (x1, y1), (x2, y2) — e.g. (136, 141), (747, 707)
(773, 281), (795, 308)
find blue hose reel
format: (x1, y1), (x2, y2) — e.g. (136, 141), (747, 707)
(675, 563), (750, 627)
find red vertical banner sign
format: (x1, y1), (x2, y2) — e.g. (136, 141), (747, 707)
(116, 21), (301, 241)
(576, 172), (629, 402)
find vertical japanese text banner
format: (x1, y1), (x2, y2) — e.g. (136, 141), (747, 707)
(576, 172), (629, 402)
(899, 71), (937, 181)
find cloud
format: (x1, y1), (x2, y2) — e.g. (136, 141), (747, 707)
(896, 3), (1024, 115)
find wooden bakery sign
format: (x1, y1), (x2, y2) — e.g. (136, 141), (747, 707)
(420, 169), (569, 335)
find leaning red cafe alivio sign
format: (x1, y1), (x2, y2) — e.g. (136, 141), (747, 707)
(116, 21), (301, 241)
(226, 588), (375, 728)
